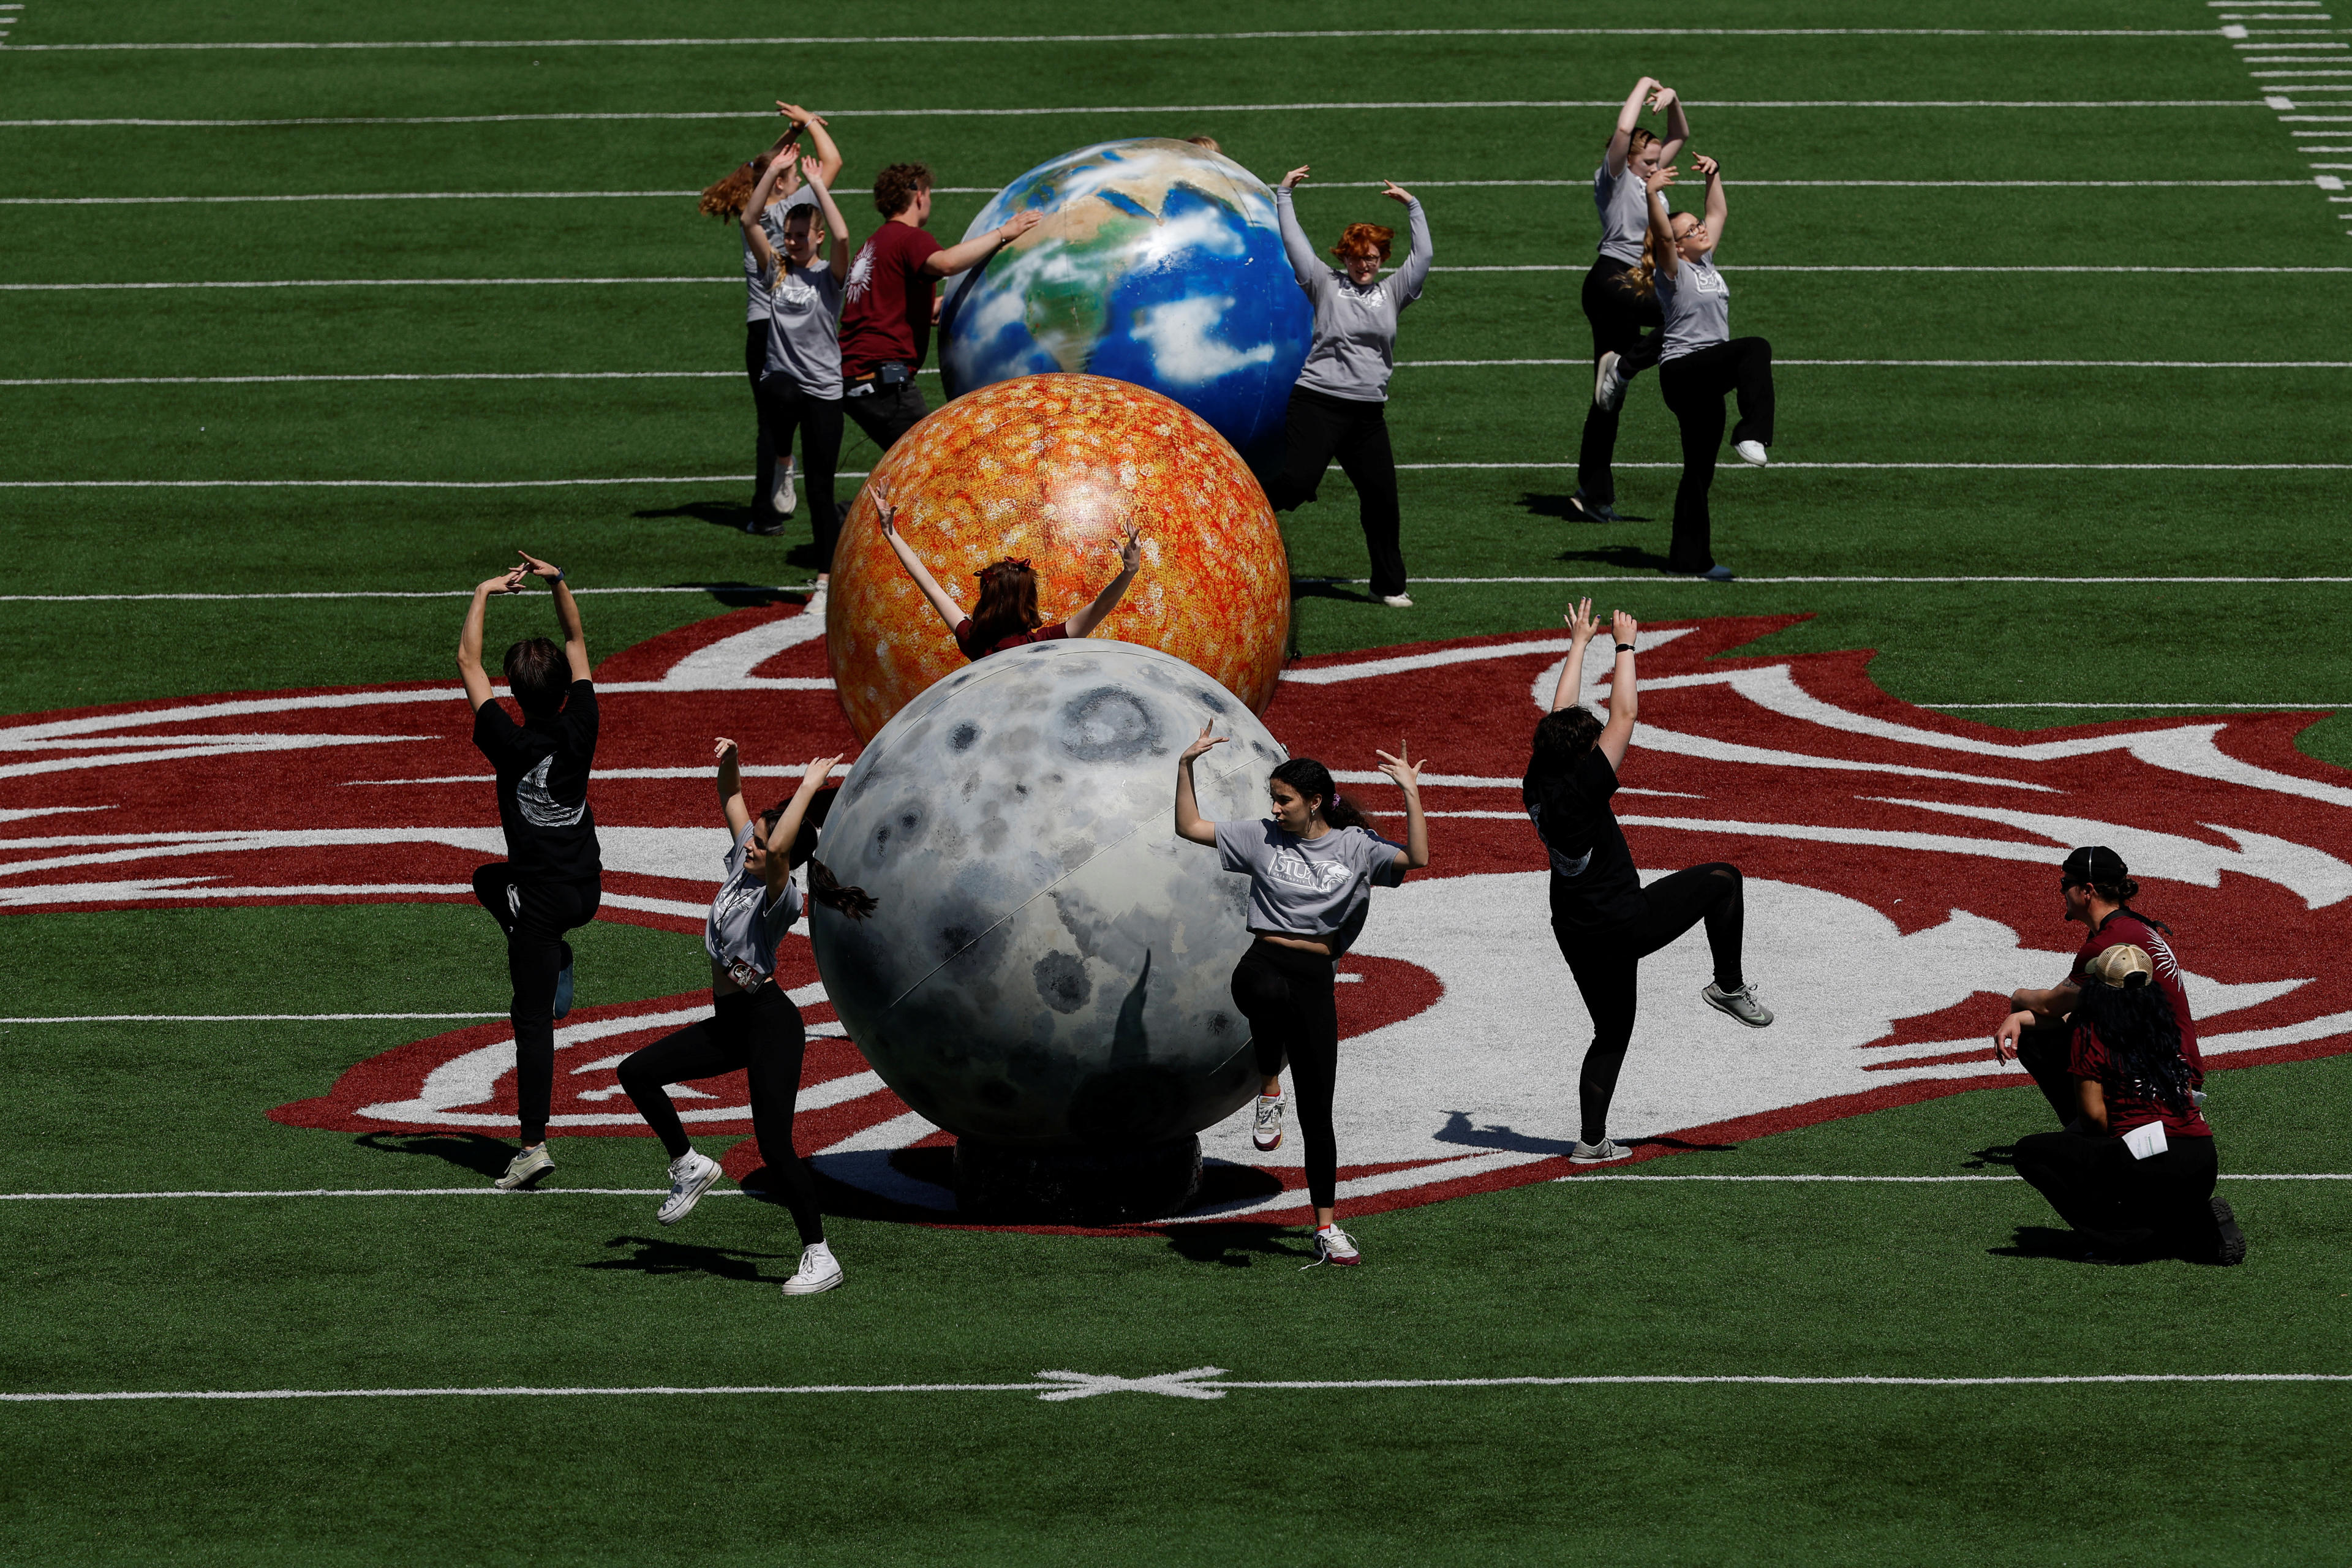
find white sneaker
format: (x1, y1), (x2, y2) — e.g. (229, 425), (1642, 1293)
(780, 1243), (843, 1295)
(1735, 440), (1768, 467)
(1312, 1225), (1361, 1267)
(1569, 1137), (1633, 1163)
(1703, 982), (1774, 1028)
(1379, 593), (1413, 608)
(774, 461), (796, 518)
(1594, 350), (1627, 412)
(494, 1144), (554, 1190)
(657, 1149), (725, 1226)
(1251, 1093), (1286, 1152)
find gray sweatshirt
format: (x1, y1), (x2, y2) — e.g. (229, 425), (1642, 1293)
(1275, 188), (1432, 404)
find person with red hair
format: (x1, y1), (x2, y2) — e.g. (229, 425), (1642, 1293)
(1264, 166), (1434, 609)
(873, 484), (1144, 661)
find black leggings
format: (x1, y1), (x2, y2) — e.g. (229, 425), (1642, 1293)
(1575, 258), (1665, 508)
(746, 322), (778, 520)
(753, 372), (844, 562)
(2013, 1128), (2222, 1257)
(1554, 863), (1746, 1144)
(1656, 337), (1775, 574)
(1264, 385), (1407, 599)
(617, 985), (825, 1245)
(1230, 939), (1342, 1210)
(470, 864), (601, 1145)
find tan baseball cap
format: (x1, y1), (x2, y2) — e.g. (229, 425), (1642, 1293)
(2084, 943), (2154, 989)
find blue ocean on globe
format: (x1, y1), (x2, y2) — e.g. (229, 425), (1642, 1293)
(938, 138), (1311, 469)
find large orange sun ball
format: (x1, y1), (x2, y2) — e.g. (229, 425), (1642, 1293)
(824, 373), (1291, 741)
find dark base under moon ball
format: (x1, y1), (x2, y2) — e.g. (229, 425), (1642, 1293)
(952, 1135), (1204, 1225)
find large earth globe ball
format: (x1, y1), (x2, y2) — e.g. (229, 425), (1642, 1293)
(807, 638), (1287, 1154)
(937, 137), (1311, 469)
(824, 372), (1291, 742)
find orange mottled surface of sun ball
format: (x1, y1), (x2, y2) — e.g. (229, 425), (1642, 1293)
(825, 373), (1292, 741)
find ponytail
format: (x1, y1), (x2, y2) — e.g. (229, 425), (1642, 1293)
(761, 783), (876, 919)
(1270, 756), (1376, 834)
(807, 858), (878, 921)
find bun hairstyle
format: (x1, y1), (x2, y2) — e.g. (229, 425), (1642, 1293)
(502, 637), (568, 718)
(2074, 943), (2195, 1113)
(1330, 221), (1395, 263)
(965, 559), (1041, 652)
(2062, 845), (2170, 933)
(757, 785), (877, 919)
(1269, 756), (1373, 832)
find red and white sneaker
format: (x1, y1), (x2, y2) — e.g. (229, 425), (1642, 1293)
(1252, 1093), (1286, 1152)
(1312, 1224), (1361, 1267)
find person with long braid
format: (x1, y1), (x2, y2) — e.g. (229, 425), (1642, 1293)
(2009, 944), (2245, 1265)
(1525, 598), (1771, 1164)
(1174, 742), (1429, 1266)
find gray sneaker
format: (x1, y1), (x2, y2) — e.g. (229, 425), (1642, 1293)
(1569, 1137), (1634, 1163)
(495, 1144), (555, 1190)
(1594, 350), (1627, 412)
(1703, 982), (1774, 1027)
(657, 1150), (725, 1226)
(774, 464), (796, 519)
(1252, 1093), (1286, 1152)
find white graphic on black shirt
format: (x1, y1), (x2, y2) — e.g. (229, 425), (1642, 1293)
(516, 755), (585, 829)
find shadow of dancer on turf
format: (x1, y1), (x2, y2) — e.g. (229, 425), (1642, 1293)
(355, 1131), (518, 1179)
(587, 1235), (797, 1283)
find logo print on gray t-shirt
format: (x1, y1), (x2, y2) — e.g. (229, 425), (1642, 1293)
(1271, 847), (1356, 894)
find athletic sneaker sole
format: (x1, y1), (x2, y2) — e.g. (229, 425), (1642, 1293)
(657, 1161), (725, 1226)
(2211, 1197), (2248, 1265)
(1703, 986), (1774, 1028)
(781, 1267), (844, 1296)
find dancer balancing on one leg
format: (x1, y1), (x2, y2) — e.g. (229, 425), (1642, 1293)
(1265, 167), (1433, 609)
(1525, 598), (1770, 1164)
(617, 740), (878, 1296)
(456, 551), (606, 1192)
(2008, 943), (2245, 1265)
(875, 483), (1142, 660)
(1643, 153), (1774, 580)
(742, 151), (854, 582)
(1174, 739), (1430, 1265)
(1574, 75), (1690, 525)
(701, 102), (842, 536)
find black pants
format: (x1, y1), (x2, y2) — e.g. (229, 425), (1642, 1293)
(2013, 1128), (2223, 1257)
(617, 985), (825, 1245)
(753, 373), (845, 562)
(1656, 337), (1774, 574)
(843, 374), (929, 456)
(2015, 1020), (2082, 1126)
(470, 864), (602, 1145)
(746, 322), (779, 521)
(1576, 258), (1665, 508)
(1553, 864), (1746, 1144)
(1263, 386), (1408, 599)
(1231, 939), (1343, 1210)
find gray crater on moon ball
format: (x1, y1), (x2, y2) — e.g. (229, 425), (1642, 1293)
(809, 640), (1285, 1150)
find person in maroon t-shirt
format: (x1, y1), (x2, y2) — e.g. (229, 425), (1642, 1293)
(874, 484), (1142, 661)
(1993, 845), (2199, 1125)
(2009, 943), (2245, 1265)
(837, 162), (1043, 461)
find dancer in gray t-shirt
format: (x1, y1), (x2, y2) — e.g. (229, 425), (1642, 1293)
(743, 152), (856, 578)
(1642, 154), (1775, 580)
(1175, 741), (1430, 1267)
(1261, 168), (1434, 608)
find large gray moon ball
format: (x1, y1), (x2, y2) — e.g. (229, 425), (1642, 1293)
(809, 639), (1286, 1150)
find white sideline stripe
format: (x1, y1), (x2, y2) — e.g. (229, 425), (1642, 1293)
(6, 462), (2346, 490)
(0, 27), (2237, 51)
(4, 1371), (2350, 1404)
(0, 1013), (503, 1023)
(10, 360), (2351, 387)
(0, 100), (2274, 128)
(3, 1174), (2342, 1201)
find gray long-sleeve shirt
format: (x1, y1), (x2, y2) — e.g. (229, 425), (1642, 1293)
(1275, 188), (1432, 404)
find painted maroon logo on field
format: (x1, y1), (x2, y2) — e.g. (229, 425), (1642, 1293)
(7, 605), (2350, 1226)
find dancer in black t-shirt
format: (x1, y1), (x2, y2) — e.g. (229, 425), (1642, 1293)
(456, 551), (605, 1191)
(1523, 599), (1771, 1162)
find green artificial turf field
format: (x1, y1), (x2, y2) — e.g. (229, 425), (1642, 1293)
(5, 1), (2352, 1561)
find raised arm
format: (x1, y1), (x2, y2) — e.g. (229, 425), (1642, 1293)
(1065, 521), (1142, 639)
(1273, 170), (1329, 295)
(515, 550), (589, 679)
(1596, 610), (1638, 770)
(800, 157), (854, 282)
(1696, 153), (1727, 254)
(1654, 84), (1691, 165)
(764, 753), (843, 895)
(1374, 742), (1431, 872)
(876, 489), (968, 633)
(1644, 165), (1682, 284)
(923, 207), (1044, 279)
(714, 736), (753, 839)
(1551, 597), (1597, 712)
(1173, 725), (1227, 846)
(1381, 182), (1433, 302)
(740, 155), (787, 276)
(1605, 77), (1660, 178)
(778, 104), (842, 189)
(456, 566), (527, 711)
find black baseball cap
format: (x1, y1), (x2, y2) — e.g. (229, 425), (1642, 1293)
(2061, 845), (2128, 889)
